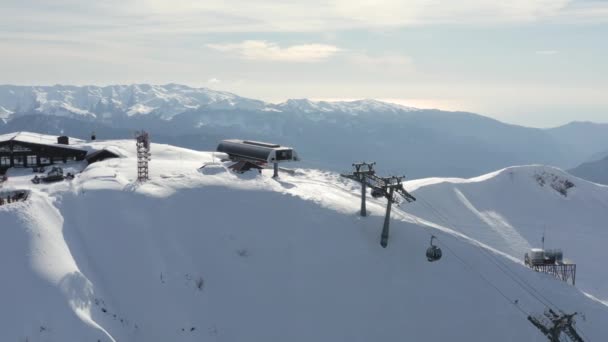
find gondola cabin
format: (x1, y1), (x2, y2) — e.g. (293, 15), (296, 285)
(216, 139), (299, 177)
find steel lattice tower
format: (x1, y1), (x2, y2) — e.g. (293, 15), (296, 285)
(136, 131), (151, 182)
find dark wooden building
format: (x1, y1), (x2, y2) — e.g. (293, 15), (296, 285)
(0, 132), (87, 172)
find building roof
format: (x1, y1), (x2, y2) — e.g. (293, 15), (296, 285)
(0, 131), (86, 151)
(222, 139), (286, 150)
(85, 148), (120, 163)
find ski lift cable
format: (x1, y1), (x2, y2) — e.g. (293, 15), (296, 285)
(402, 212), (591, 342)
(415, 198), (593, 341)
(417, 198), (560, 311)
(422, 195), (562, 311)
(409, 204), (594, 342)
(399, 219), (603, 232)
(397, 204), (533, 317)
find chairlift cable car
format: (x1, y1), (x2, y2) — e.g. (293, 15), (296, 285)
(371, 187), (384, 198)
(426, 235), (442, 262)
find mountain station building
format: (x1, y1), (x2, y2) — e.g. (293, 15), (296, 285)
(0, 132), (88, 172)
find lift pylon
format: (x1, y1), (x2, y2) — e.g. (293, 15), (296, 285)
(341, 165), (416, 248)
(340, 162), (376, 216)
(375, 176), (416, 248)
(528, 310), (584, 342)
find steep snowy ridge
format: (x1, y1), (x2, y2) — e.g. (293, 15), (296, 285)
(1, 140), (607, 341)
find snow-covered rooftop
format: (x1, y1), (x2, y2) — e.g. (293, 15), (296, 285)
(0, 131), (87, 150)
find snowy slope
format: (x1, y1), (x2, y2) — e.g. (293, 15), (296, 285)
(1, 140), (607, 341)
(0, 106), (12, 122)
(404, 166), (608, 303)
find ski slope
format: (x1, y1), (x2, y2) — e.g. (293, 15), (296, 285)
(404, 166), (608, 304)
(1, 139), (607, 341)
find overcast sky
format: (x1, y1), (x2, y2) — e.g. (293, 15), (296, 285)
(1, 0), (607, 127)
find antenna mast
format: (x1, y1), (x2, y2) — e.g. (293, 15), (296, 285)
(542, 226), (546, 250)
(135, 131), (151, 182)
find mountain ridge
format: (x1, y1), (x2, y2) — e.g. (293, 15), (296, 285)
(2, 84), (608, 179)
(0, 84), (421, 121)
(569, 155), (608, 185)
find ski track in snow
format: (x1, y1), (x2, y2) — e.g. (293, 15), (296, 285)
(454, 188), (531, 256)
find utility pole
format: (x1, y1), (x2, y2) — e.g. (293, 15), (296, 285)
(542, 226), (546, 250)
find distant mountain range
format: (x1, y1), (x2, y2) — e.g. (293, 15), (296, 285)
(1, 84), (607, 179)
(0, 84), (415, 120)
(569, 155), (608, 185)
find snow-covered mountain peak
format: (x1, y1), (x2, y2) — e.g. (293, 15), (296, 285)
(275, 98), (420, 115)
(331, 98), (419, 113)
(407, 165), (584, 197)
(0, 84), (269, 120)
(277, 98), (337, 113)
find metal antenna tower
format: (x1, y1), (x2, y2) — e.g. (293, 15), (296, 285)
(341, 162), (376, 216)
(528, 310), (584, 342)
(135, 131), (151, 182)
(341, 165), (416, 248)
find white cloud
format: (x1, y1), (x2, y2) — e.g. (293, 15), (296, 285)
(207, 78), (221, 84)
(206, 40), (341, 62)
(134, 0), (584, 31)
(7, 0), (605, 38)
